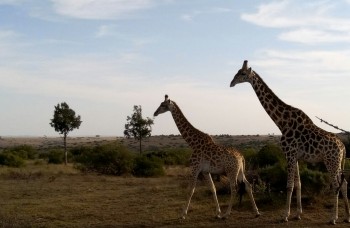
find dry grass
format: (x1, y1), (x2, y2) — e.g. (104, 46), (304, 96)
(0, 136), (349, 227)
(0, 162), (349, 227)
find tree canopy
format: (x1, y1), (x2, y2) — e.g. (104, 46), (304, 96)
(124, 105), (154, 154)
(50, 102), (82, 164)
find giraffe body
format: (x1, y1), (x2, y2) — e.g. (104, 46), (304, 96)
(154, 95), (260, 219)
(230, 60), (350, 224)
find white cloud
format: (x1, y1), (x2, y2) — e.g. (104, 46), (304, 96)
(252, 49), (350, 79)
(279, 28), (350, 44)
(241, 0), (350, 44)
(95, 24), (118, 37)
(181, 7), (231, 22)
(0, 0), (22, 5)
(52, 0), (155, 20)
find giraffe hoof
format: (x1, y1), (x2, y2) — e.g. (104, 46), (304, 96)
(329, 220), (336, 225)
(219, 213), (229, 220)
(255, 213), (261, 218)
(281, 217), (288, 223)
(344, 218), (350, 223)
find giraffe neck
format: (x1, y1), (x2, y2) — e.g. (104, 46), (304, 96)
(250, 72), (294, 132)
(170, 101), (210, 146)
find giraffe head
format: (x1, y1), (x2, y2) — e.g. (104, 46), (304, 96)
(154, 94), (173, 117)
(230, 60), (254, 87)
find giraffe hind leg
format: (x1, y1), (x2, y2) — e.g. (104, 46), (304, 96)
(242, 177), (260, 217)
(181, 173), (199, 219)
(203, 173), (222, 218)
(340, 178), (350, 223)
(220, 171), (238, 219)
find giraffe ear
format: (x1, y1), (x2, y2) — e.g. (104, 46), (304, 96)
(242, 60), (248, 70)
(248, 67), (252, 73)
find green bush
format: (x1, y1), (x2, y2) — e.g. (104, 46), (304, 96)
(258, 162), (287, 192)
(4, 145), (38, 160)
(72, 143), (134, 175)
(0, 151), (25, 167)
(257, 143), (285, 168)
(145, 148), (191, 166)
(47, 149), (65, 164)
(241, 148), (258, 170)
(300, 167), (329, 194)
(133, 155), (165, 177)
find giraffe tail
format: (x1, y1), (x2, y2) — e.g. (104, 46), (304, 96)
(237, 180), (246, 206)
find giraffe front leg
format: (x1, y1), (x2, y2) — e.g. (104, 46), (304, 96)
(284, 187), (293, 222)
(283, 161), (297, 222)
(294, 162), (302, 220)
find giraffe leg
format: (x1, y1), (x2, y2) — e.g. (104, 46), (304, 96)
(203, 173), (222, 218)
(283, 160), (297, 222)
(294, 162), (302, 220)
(242, 176), (260, 217)
(221, 171), (238, 219)
(340, 178), (350, 223)
(329, 174), (340, 225)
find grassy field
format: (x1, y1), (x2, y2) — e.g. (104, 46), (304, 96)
(0, 136), (350, 227)
(1, 162), (350, 227)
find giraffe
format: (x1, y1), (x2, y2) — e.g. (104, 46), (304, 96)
(230, 60), (350, 225)
(154, 95), (260, 219)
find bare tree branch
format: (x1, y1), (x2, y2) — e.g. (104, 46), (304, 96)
(315, 116), (350, 135)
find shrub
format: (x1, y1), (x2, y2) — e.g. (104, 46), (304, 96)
(72, 143), (134, 175)
(0, 151), (25, 167)
(258, 162), (287, 192)
(241, 148), (258, 170)
(47, 149), (65, 164)
(145, 148), (191, 166)
(300, 167), (329, 194)
(4, 145), (38, 160)
(133, 155), (165, 177)
(257, 143), (285, 168)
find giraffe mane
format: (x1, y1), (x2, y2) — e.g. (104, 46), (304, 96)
(171, 100), (213, 139)
(253, 71), (313, 124)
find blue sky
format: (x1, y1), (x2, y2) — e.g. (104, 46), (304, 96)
(1, 0), (350, 137)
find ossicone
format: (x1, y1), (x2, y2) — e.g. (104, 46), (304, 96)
(242, 60), (248, 70)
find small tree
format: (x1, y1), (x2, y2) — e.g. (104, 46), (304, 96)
(124, 105), (154, 154)
(50, 102), (82, 165)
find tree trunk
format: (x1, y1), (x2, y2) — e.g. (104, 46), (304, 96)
(64, 133), (68, 165)
(139, 137), (142, 155)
